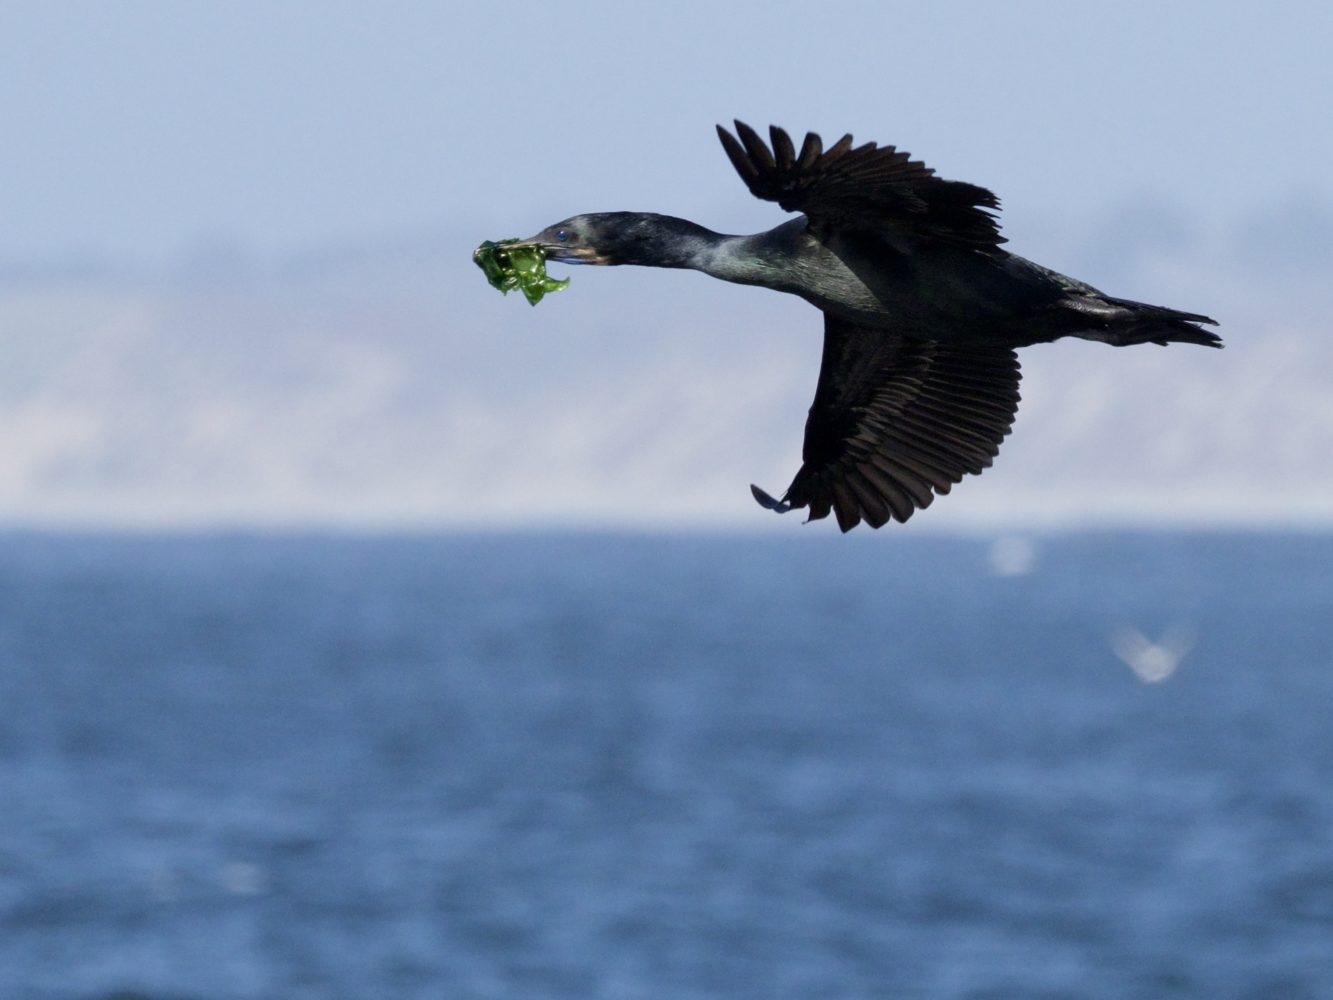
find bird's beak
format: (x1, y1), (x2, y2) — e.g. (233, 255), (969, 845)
(526, 235), (607, 265)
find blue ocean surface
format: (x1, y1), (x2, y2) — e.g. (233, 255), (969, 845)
(0, 531), (1330, 1000)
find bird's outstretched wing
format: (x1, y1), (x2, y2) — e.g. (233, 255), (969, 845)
(752, 316), (1021, 532)
(717, 121), (1005, 251)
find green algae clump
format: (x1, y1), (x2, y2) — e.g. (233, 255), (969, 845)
(473, 239), (569, 306)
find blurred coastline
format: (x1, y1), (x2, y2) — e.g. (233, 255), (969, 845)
(2, 199), (1331, 534)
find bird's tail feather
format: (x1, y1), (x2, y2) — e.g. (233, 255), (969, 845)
(1093, 296), (1223, 349)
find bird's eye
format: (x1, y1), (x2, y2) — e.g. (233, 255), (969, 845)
(556, 229), (568, 242)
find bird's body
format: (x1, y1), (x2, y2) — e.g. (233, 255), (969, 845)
(520, 123), (1220, 531)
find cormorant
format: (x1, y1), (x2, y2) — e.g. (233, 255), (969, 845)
(522, 122), (1221, 532)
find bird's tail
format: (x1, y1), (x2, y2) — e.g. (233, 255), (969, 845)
(1087, 296), (1222, 349)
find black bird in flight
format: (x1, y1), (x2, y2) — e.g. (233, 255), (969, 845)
(522, 122), (1220, 532)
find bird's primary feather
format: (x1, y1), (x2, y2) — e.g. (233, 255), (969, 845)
(716, 121), (1005, 250)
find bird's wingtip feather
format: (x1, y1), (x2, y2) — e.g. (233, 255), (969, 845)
(750, 484), (792, 513)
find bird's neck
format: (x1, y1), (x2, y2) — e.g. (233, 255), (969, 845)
(609, 214), (731, 269)
(618, 214), (796, 290)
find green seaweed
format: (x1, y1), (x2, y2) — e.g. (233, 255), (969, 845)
(473, 239), (569, 306)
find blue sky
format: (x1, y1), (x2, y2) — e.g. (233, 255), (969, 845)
(4, 1), (1331, 268)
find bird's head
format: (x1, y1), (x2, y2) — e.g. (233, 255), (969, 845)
(525, 213), (634, 266)
(526, 213), (709, 268)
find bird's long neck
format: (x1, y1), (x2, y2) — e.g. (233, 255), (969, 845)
(607, 214), (731, 269)
(614, 213), (797, 290)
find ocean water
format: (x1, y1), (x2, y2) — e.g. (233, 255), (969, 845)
(0, 531), (1330, 1000)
